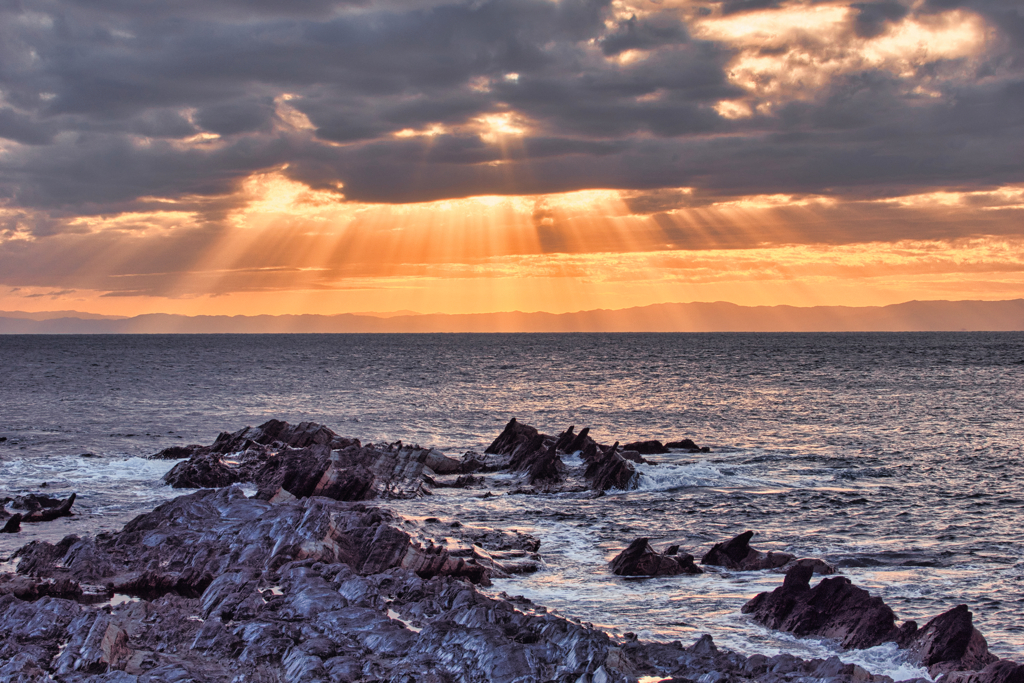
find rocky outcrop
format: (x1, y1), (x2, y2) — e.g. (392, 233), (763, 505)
(584, 442), (637, 491)
(702, 530), (795, 571)
(904, 605), (999, 676)
(486, 417), (543, 457)
(609, 538), (703, 576)
(160, 420), (454, 502)
(743, 565), (1006, 678)
(0, 489), (906, 683)
(741, 564), (902, 650)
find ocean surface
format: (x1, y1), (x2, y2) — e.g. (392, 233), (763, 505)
(1, 333), (1022, 679)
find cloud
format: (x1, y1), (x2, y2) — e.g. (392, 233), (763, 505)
(0, 0), (1020, 255)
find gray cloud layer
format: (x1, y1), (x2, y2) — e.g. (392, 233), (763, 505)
(1, 0), (1022, 226)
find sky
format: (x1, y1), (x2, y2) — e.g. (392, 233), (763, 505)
(0, 0), (1022, 316)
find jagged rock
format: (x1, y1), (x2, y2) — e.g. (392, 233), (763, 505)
(609, 539), (703, 576)
(486, 417), (542, 456)
(527, 443), (564, 484)
(744, 567), (1004, 677)
(3, 493), (77, 523)
(618, 450), (650, 464)
(584, 443), (637, 491)
(905, 605), (999, 676)
(623, 440), (668, 455)
(162, 424), (437, 500)
(164, 454), (240, 488)
(0, 514), (21, 533)
(702, 531), (794, 571)
(944, 660), (1024, 683)
(741, 564), (902, 650)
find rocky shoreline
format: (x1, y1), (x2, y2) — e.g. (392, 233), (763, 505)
(0, 419), (1020, 683)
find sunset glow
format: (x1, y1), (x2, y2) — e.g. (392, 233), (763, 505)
(1, 0), (1021, 322)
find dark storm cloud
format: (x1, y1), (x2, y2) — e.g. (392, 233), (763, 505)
(0, 0), (1021, 233)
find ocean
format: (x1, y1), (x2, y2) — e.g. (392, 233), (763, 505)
(1, 332), (1022, 678)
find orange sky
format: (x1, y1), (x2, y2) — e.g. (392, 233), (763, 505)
(2, 0), (1022, 316)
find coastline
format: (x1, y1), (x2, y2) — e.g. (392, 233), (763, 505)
(2, 419), (1020, 683)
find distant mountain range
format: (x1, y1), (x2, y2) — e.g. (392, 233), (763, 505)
(2, 299), (1023, 333)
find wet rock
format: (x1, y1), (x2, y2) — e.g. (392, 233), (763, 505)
(164, 454), (239, 488)
(701, 531), (794, 571)
(744, 567), (1005, 676)
(618, 450), (650, 464)
(666, 439), (706, 452)
(485, 417), (542, 456)
(0, 514), (21, 534)
(944, 659), (1024, 683)
(741, 564), (901, 650)
(623, 440), (668, 455)
(777, 556), (838, 575)
(162, 424), (437, 500)
(609, 539), (703, 576)
(584, 443), (637, 491)
(151, 444), (205, 460)
(904, 605), (999, 676)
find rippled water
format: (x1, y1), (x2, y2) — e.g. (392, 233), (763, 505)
(1, 333), (1022, 676)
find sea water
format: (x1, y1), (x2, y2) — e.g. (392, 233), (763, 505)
(1, 332), (1022, 678)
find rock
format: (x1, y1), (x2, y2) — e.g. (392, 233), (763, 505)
(486, 418), (542, 456)
(527, 443), (564, 484)
(744, 568), (1004, 677)
(779, 557), (838, 575)
(584, 443), (637, 491)
(151, 444), (204, 459)
(1, 514), (21, 533)
(666, 439), (700, 450)
(944, 660), (1024, 683)
(609, 539), (703, 576)
(163, 425), (435, 500)
(701, 531), (794, 571)
(904, 605), (999, 676)
(741, 564), (902, 650)
(423, 448), (461, 475)
(164, 453), (239, 488)
(623, 440), (668, 455)
(618, 450), (650, 464)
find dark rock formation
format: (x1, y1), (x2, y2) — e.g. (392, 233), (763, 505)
(609, 538), (703, 576)
(0, 514), (21, 534)
(743, 565), (1006, 677)
(945, 659), (1024, 683)
(161, 420), (456, 502)
(486, 417), (542, 456)
(0, 493), (77, 529)
(742, 564), (901, 650)
(904, 605), (999, 676)
(702, 530), (795, 571)
(623, 440), (668, 455)
(584, 442), (638, 491)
